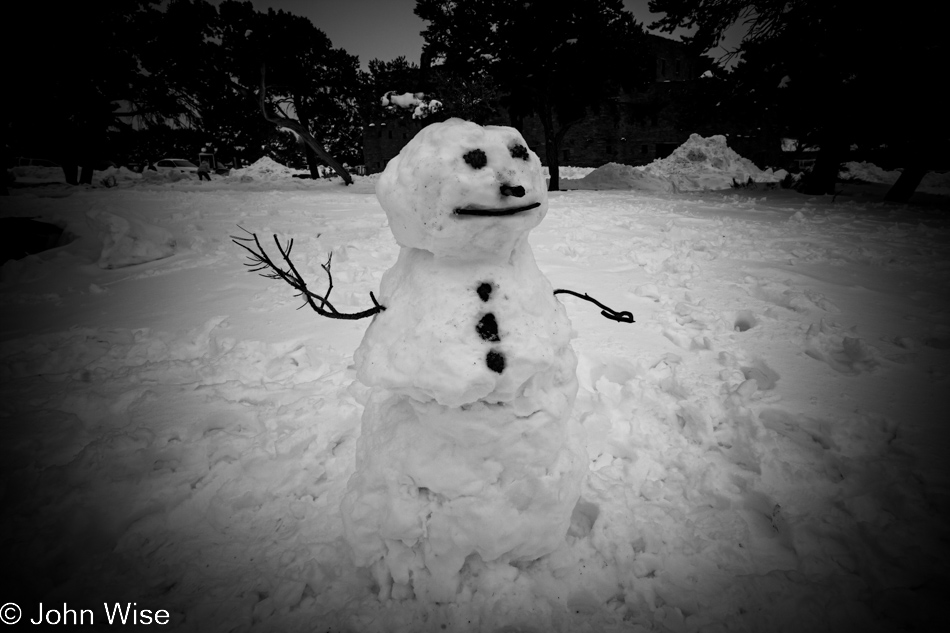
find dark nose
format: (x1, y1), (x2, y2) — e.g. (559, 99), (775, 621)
(500, 184), (525, 198)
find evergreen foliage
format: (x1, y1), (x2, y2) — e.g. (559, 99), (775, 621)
(648, 0), (949, 200)
(415, 0), (653, 191)
(4, 0), (364, 182)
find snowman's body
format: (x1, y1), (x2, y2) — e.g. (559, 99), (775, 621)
(341, 119), (585, 602)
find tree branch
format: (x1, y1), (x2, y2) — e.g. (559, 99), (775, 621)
(232, 226), (384, 320)
(259, 64), (353, 185)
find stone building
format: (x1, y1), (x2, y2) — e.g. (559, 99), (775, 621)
(362, 34), (701, 174)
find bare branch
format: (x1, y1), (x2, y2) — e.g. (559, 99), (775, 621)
(554, 289), (634, 323)
(259, 64), (354, 185)
(232, 226), (384, 320)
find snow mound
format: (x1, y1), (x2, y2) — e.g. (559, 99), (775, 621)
(564, 162), (672, 191)
(96, 166), (143, 183)
(840, 161), (950, 196)
(11, 165), (144, 185)
(87, 210), (176, 268)
(839, 161), (900, 184)
(563, 134), (785, 192)
(921, 171), (950, 195)
(10, 165), (66, 183)
(543, 165), (595, 180)
(226, 156), (304, 181)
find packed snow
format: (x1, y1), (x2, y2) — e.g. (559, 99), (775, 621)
(2, 138), (949, 632)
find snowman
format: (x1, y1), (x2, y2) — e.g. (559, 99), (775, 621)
(340, 118), (589, 603)
(234, 117), (631, 603)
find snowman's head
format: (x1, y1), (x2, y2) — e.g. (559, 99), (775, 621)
(376, 118), (548, 260)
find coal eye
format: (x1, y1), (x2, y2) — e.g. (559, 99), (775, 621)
(463, 149), (487, 169)
(509, 144), (529, 160)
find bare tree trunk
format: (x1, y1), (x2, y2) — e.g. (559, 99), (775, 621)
(79, 163), (94, 185)
(539, 107), (580, 192)
(539, 109), (560, 192)
(509, 111), (524, 133)
(800, 131), (845, 195)
(304, 144), (320, 179)
(259, 66), (352, 185)
(884, 158), (927, 203)
(62, 161), (79, 186)
(293, 94), (323, 179)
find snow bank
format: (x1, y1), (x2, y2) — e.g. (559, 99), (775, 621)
(543, 165), (596, 179)
(87, 210), (176, 268)
(840, 161), (950, 196)
(563, 134), (786, 192)
(839, 161), (900, 184)
(9, 164), (144, 186)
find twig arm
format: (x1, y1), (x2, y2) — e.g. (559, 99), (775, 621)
(553, 289), (634, 323)
(232, 226), (384, 320)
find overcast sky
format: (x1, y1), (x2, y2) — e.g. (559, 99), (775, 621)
(237, 0), (739, 70)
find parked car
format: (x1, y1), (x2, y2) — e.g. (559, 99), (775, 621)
(787, 157), (816, 174)
(153, 158), (199, 175)
(12, 157), (60, 168)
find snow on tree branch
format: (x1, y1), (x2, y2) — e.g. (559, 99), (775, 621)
(381, 91), (443, 119)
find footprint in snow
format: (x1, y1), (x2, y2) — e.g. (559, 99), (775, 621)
(804, 319), (880, 375)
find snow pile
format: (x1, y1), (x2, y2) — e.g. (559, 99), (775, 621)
(840, 161), (950, 196)
(345, 119), (584, 601)
(839, 161), (897, 184)
(563, 161), (671, 191)
(87, 209), (176, 268)
(96, 165), (144, 183)
(918, 171), (950, 195)
(225, 156), (304, 182)
(10, 165), (67, 183)
(10, 165), (144, 186)
(563, 134), (786, 192)
(543, 165), (596, 179)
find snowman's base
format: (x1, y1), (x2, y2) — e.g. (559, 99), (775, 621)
(369, 543), (464, 603)
(342, 389), (586, 603)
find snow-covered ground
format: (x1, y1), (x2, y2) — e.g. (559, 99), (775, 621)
(2, 160), (949, 632)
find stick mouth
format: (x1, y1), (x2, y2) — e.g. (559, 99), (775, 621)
(454, 202), (541, 217)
